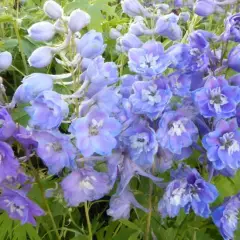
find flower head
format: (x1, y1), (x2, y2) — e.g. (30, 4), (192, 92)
(0, 108), (16, 140)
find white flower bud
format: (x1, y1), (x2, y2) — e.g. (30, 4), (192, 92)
(68, 9), (90, 32)
(0, 51), (12, 71)
(43, 0), (63, 19)
(28, 21), (56, 41)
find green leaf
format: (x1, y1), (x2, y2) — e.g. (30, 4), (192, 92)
(11, 104), (29, 127)
(1, 39), (18, 50)
(0, 15), (13, 23)
(128, 231), (141, 240)
(119, 219), (141, 231)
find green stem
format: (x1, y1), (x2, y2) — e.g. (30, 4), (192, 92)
(84, 202), (92, 240)
(13, 21), (29, 75)
(29, 161), (61, 240)
(144, 179), (153, 240)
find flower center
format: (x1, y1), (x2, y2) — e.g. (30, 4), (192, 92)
(141, 84), (161, 105)
(89, 119), (103, 136)
(224, 208), (239, 229)
(140, 54), (159, 70)
(168, 120), (186, 136)
(209, 87), (228, 113)
(220, 132), (240, 156)
(170, 187), (186, 206)
(4, 200), (25, 217)
(130, 132), (149, 150)
(46, 142), (63, 152)
(79, 176), (96, 190)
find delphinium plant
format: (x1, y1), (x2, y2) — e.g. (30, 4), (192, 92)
(1, 0), (240, 239)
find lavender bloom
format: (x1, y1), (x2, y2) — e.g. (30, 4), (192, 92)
(174, 0), (194, 7)
(43, 0), (63, 19)
(28, 22), (56, 42)
(69, 107), (121, 157)
(157, 111), (198, 155)
(228, 44), (240, 72)
(0, 188), (44, 225)
(61, 168), (111, 206)
(159, 167), (218, 218)
(222, 13), (240, 42)
(194, 0), (216, 17)
(212, 194), (240, 240)
(13, 73), (53, 104)
(25, 91), (69, 130)
(128, 40), (171, 77)
(28, 46), (54, 68)
(75, 30), (105, 59)
(34, 131), (76, 174)
(68, 9), (90, 32)
(0, 108), (16, 140)
(202, 118), (240, 170)
(121, 0), (151, 18)
(155, 13), (182, 41)
(120, 74), (138, 98)
(107, 188), (148, 220)
(129, 78), (172, 120)
(116, 33), (143, 53)
(121, 121), (158, 167)
(0, 142), (19, 183)
(109, 28), (122, 39)
(193, 76), (240, 118)
(0, 51), (12, 71)
(129, 16), (153, 36)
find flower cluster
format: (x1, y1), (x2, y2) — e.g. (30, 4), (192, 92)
(1, 0), (240, 239)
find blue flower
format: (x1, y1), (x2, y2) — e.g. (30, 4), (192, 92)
(0, 108), (16, 140)
(107, 187), (148, 220)
(0, 141), (19, 183)
(193, 76), (240, 118)
(0, 51), (12, 72)
(13, 73), (53, 104)
(25, 91), (69, 130)
(194, 0), (216, 17)
(228, 44), (240, 72)
(157, 111), (198, 155)
(33, 131), (77, 175)
(61, 168), (112, 206)
(202, 118), (240, 170)
(128, 40), (171, 78)
(0, 188), (44, 225)
(69, 107), (122, 157)
(75, 30), (106, 59)
(129, 78), (172, 120)
(222, 13), (240, 42)
(159, 166), (218, 218)
(212, 194), (240, 240)
(121, 121), (158, 167)
(155, 13), (182, 41)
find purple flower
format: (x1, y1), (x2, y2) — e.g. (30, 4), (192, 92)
(28, 21), (56, 42)
(116, 33), (143, 53)
(222, 13), (240, 42)
(43, 0), (63, 19)
(202, 118), (240, 170)
(25, 91), (69, 130)
(0, 51), (12, 71)
(155, 13), (182, 41)
(0, 141), (19, 183)
(33, 131), (76, 174)
(157, 111), (198, 155)
(68, 9), (90, 32)
(13, 73), (53, 104)
(228, 44), (240, 72)
(69, 107), (121, 157)
(119, 74), (138, 98)
(0, 188), (44, 225)
(212, 194), (240, 240)
(121, 0), (151, 18)
(128, 40), (171, 77)
(61, 168), (111, 206)
(107, 188), (148, 220)
(129, 16), (153, 36)
(75, 30), (106, 59)
(193, 76), (240, 118)
(159, 166), (218, 218)
(121, 121), (158, 167)
(194, 0), (216, 17)
(0, 108), (16, 140)
(129, 78), (172, 120)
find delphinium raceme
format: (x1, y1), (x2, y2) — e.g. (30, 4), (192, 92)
(1, 0), (240, 239)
